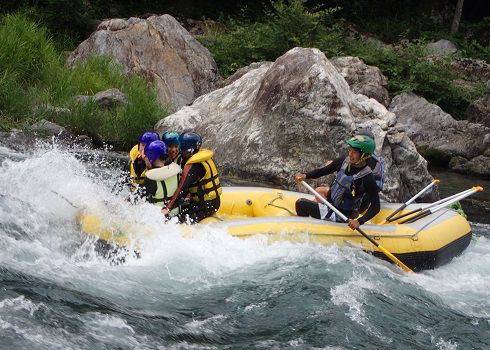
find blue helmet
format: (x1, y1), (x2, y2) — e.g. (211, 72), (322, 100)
(162, 131), (180, 147)
(138, 131), (160, 145)
(145, 140), (168, 163)
(179, 132), (202, 153)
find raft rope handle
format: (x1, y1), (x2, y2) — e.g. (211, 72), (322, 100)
(411, 209), (448, 240)
(265, 194), (297, 216)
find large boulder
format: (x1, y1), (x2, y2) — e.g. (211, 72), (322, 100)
(66, 15), (220, 110)
(156, 47), (436, 202)
(331, 56), (390, 107)
(389, 92), (490, 177)
(465, 93), (490, 128)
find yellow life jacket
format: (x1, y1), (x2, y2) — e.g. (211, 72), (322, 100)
(129, 144), (147, 185)
(186, 149), (222, 202)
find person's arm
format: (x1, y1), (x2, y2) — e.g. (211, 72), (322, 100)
(139, 178), (156, 199)
(357, 175), (380, 225)
(305, 157), (343, 179)
(165, 164), (205, 211)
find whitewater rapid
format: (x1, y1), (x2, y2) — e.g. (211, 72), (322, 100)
(0, 143), (489, 349)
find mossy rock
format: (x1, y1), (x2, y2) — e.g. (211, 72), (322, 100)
(416, 145), (452, 167)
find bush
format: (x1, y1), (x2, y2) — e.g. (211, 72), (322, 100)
(0, 13), (60, 86)
(0, 13), (168, 149)
(0, 13), (64, 122)
(51, 57), (168, 149)
(345, 39), (485, 118)
(198, 0), (342, 77)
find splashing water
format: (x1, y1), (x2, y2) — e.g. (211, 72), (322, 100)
(0, 142), (489, 349)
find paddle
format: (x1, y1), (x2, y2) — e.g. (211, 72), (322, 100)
(388, 187), (475, 223)
(300, 181), (414, 273)
(399, 186), (483, 224)
(51, 190), (78, 209)
(382, 179), (440, 224)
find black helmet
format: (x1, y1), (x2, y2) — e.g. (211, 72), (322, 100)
(179, 132), (202, 153)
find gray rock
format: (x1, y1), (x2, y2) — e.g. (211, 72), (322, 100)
(93, 88), (128, 108)
(390, 93), (489, 157)
(74, 135), (93, 148)
(0, 130), (36, 153)
(156, 47), (436, 202)
(73, 95), (92, 104)
(73, 89), (128, 108)
(30, 120), (70, 138)
(450, 155), (490, 178)
(331, 56), (390, 107)
(465, 93), (490, 128)
(451, 58), (490, 83)
(67, 14), (221, 110)
(217, 62), (272, 89)
(426, 39), (458, 56)
(390, 92), (490, 177)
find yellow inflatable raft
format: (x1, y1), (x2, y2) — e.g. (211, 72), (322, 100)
(78, 186), (472, 271)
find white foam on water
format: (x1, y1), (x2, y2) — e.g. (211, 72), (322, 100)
(1, 143), (489, 349)
(183, 314), (228, 335)
(330, 272), (393, 345)
(80, 312), (151, 348)
(409, 233), (490, 318)
(0, 295), (43, 315)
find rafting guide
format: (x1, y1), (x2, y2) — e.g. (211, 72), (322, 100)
(294, 134), (380, 230)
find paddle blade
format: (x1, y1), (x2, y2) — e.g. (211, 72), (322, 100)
(378, 245), (414, 273)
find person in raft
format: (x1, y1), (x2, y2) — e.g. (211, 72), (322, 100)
(161, 131), (222, 223)
(161, 131), (183, 167)
(294, 135), (380, 230)
(128, 131), (160, 187)
(313, 128), (385, 214)
(139, 140), (183, 216)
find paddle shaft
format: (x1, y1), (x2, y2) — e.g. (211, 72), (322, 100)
(300, 181), (414, 273)
(51, 190), (78, 208)
(400, 187), (482, 224)
(388, 188), (474, 222)
(384, 180), (439, 223)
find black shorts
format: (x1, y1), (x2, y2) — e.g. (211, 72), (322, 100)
(295, 198), (352, 221)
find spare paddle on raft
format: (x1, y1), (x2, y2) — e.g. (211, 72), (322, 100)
(388, 187), (477, 223)
(301, 181), (414, 273)
(381, 179), (440, 224)
(399, 186), (483, 224)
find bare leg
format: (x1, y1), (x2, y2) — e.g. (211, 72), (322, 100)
(313, 186), (329, 203)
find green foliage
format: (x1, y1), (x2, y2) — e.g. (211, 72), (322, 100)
(69, 56), (126, 96)
(103, 77), (167, 148)
(345, 39), (485, 118)
(0, 13), (60, 86)
(199, 0), (342, 76)
(50, 58), (167, 149)
(0, 13), (167, 149)
(0, 70), (31, 121)
(450, 201), (467, 219)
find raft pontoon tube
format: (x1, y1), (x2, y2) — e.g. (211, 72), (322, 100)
(78, 186), (472, 271)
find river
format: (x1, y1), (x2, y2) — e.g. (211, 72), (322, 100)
(0, 142), (489, 349)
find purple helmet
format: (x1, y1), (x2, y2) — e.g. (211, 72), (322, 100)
(145, 140), (168, 163)
(138, 131), (160, 145)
